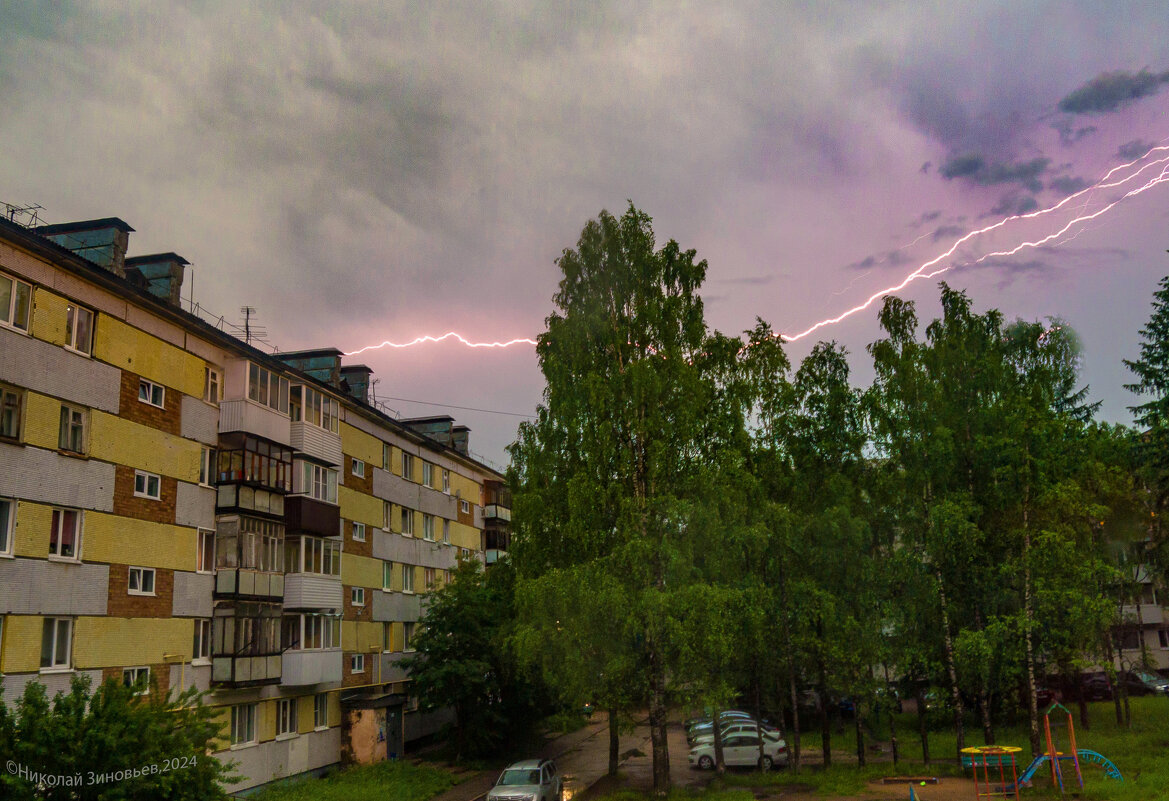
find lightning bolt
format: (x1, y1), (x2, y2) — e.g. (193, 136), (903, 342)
(344, 145), (1169, 356)
(344, 332), (538, 357)
(780, 146), (1169, 343)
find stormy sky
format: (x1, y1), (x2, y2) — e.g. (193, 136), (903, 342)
(3, 2), (1169, 466)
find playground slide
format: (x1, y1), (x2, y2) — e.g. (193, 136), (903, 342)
(1012, 750), (1123, 789)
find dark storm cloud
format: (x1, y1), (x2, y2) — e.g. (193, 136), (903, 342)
(910, 210), (942, 228)
(988, 194), (1040, 217)
(845, 247), (910, 272)
(1117, 139), (1156, 160)
(1050, 117), (1097, 147)
(932, 225), (966, 242)
(940, 154), (1050, 193)
(1047, 175), (1090, 196)
(715, 275), (778, 286)
(1058, 68), (1169, 114)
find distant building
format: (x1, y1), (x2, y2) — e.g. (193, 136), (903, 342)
(0, 215), (511, 792)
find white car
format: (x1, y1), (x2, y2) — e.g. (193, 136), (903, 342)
(487, 759), (562, 801)
(689, 733), (788, 771)
(689, 721), (781, 746)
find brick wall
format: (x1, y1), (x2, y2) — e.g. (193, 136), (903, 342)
(100, 661), (171, 697)
(346, 519), (372, 558)
(118, 369), (181, 436)
(343, 584), (374, 623)
(112, 464), (177, 524)
(106, 563), (174, 618)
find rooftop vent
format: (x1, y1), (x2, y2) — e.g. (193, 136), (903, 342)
(36, 217), (134, 278)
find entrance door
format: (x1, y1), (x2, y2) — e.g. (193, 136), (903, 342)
(385, 707), (404, 760)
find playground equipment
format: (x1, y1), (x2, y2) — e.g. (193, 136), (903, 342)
(961, 745), (1022, 800)
(959, 703), (1122, 798)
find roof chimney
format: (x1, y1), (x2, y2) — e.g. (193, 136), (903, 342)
(125, 253), (188, 306)
(340, 365), (373, 404)
(277, 349), (344, 389)
(37, 218), (133, 278)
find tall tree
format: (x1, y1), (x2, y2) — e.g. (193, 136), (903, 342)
(510, 204), (739, 795)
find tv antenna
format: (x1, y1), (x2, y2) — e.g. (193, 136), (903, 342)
(239, 306), (267, 345)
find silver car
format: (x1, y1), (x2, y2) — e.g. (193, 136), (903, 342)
(690, 721), (781, 746)
(487, 759), (563, 801)
(689, 733), (789, 771)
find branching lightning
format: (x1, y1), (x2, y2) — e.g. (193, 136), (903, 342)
(345, 145), (1169, 357)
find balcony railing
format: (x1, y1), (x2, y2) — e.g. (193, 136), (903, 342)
(285, 495), (341, 538)
(284, 573), (343, 610)
(282, 649), (343, 686)
(483, 504), (512, 522)
(215, 569), (285, 599)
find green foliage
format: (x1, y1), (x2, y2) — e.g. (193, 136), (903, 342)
(401, 559), (547, 761)
(249, 759), (454, 801)
(0, 674), (235, 800)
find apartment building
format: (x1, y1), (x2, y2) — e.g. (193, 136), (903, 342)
(0, 215), (511, 793)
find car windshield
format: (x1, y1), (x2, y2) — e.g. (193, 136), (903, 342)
(1136, 671), (1166, 684)
(499, 770), (541, 786)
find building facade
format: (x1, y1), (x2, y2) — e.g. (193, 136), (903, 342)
(0, 216), (510, 793)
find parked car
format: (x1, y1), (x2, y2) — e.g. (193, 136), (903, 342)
(487, 759), (562, 801)
(689, 734), (788, 771)
(689, 721), (781, 746)
(686, 711), (755, 737)
(1053, 672), (1113, 702)
(1122, 669), (1169, 696)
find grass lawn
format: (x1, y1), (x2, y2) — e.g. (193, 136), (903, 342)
(248, 759), (456, 801)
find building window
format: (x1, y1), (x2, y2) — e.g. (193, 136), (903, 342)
(297, 461), (338, 504)
(459, 547), (470, 560)
(1159, 629), (1169, 649)
(58, 404), (86, 454)
(383, 443), (391, 470)
(352, 459), (366, 479)
(314, 693), (329, 729)
(193, 618), (211, 661)
(424, 567), (436, 591)
(0, 271), (32, 332)
(383, 622), (393, 652)
(352, 521), (366, 542)
(289, 385), (339, 433)
(197, 529), (215, 573)
(383, 560), (393, 590)
(401, 508), (414, 537)
(199, 447), (215, 486)
(351, 587), (365, 606)
(422, 462), (433, 487)
(460, 500), (470, 514)
(403, 621), (416, 652)
(402, 565), (414, 594)
(442, 519), (450, 544)
(203, 366), (221, 404)
(123, 666), (150, 695)
(138, 378), (165, 408)
(401, 452), (414, 481)
(49, 508), (81, 560)
(284, 535), (341, 576)
(282, 613), (341, 651)
(215, 516), (284, 572)
(445, 569), (453, 584)
(442, 469), (450, 493)
(0, 497), (14, 556)
(247, 363), (289, 414)
(231, 704), (257, 746)
(133, 470), (161, 500)
(276, 698), (298, 737)
(350, 653), (365, 673)
(0, 383), (23, 441)
(1118, 628), (1141, 651)
(65, 303), (94, 355)
(422, 514), (435, 541)
(40, 617), (72, 670)
(128, 566), (156, 595)
(383, 501), (392, 531)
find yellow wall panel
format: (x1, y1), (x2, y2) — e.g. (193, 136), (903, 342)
(352, 621), (382, 652)
(30, 287), (68, 346)
(73, 617), (190, 668)
(342, 552), (383, 590)
(1, 615), (45, 673)
(451, 521), (480, 552)
(328, 691), (341, 727)
(297, 695), (315, 734)
(95, 316), (204, 397)
(339, 486), (383, 529)
(258, 699), (276, 743)
(85, 512), (197, 570)
(13, 501), (52, 559)
(340, 423), (383, 467)
(23, 392), (67, 451)
(210, 707), (232, 751)
(449, 473), (481, 504)
(90, 412), (200, 481)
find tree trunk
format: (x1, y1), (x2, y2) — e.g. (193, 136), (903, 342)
(788, 663), (802, 773)
(1105, 630), (1124, 726)
(854, 700), (865, 767)
(648, 646), (670, 796)
(608, 707), (620, 776)
(1074, 669), (1089, 731)
(713, 707), (726, 775)
(1023, 477), (1041, 757)
(915, 684), (930, 767)
(935, 568), (966, 756)
(883, 664), (899, 767)
(978, 687), (994, 745)
(818, 661), (831, 768)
